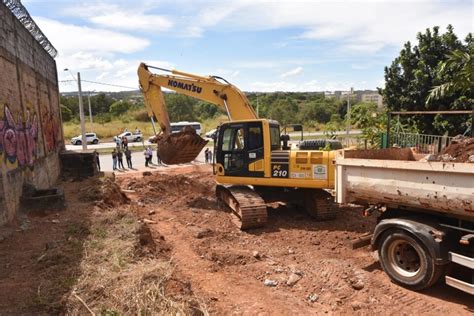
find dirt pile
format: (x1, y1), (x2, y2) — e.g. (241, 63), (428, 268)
(79, 178), (129, 206)
(121, 172), (215, 207)
(438, 136), (474, 162)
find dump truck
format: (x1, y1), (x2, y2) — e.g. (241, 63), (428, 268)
(335, 148), (474, 294)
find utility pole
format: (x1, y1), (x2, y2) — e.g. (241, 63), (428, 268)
(346, 87), (353, 136)
(87, 91), (94, 132)
(256, 94), (259, 117)
(77, 72), (87, 150)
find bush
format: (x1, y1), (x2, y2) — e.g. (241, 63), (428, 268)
(132, 109), (150, 122)
(60, 104), (73, 121)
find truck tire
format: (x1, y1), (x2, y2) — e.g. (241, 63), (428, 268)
(92, 139), (98, 144)
(378, 229), (444, 290)
(136, 137), (142, 142)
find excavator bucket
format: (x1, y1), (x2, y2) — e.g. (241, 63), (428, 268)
(156, 126), (208, 164)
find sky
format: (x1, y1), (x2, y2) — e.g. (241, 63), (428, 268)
(21, 0), (473, 93)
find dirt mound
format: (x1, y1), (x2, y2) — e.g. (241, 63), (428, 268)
(136, 223), (171, 259)
(121, 172), (215, 207)
(79, 178), (129, 207)
(439, 136), (474, 162)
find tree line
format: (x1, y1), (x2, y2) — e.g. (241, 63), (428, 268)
(61, 25), (472, 138)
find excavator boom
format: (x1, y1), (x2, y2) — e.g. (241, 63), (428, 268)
(138, 63), (257, 164)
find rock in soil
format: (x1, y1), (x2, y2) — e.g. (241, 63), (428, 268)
(252, 251), (261, 259)
(308, 294), (319, 303)
(264, 279), (278, 287)
(286, 273), (302, 286)
(350, 279), (365, 290)
(195, 228), (213, 239)
(351, 301), (365, 311)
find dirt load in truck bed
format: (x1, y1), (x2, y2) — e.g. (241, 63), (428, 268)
(438, 136), (474, 162)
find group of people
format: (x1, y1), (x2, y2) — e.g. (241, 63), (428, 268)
(144, 146), (163, 167)
(112, 147), (133, 170)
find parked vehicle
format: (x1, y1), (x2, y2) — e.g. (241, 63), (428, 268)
(113, 131), (142, 143)
(71, 133), (99, 145)
(336, 148), (474, 294)
(205, 128), (217, 139)
(170, 121), (202, 135)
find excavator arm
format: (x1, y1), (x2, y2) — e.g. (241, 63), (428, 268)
(137, 63), (258, 164)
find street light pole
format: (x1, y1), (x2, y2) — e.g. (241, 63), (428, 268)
(87, 91), (94, 133)
(76, 72), (87, 150)
(346, 87), (353, 136)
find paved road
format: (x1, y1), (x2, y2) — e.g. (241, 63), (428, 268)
(65, 141), (153, 151)
(96, 147), (208, 172)
(66, 130), (361, 151)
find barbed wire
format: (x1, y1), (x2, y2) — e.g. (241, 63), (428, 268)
(2, 0), (58, 58)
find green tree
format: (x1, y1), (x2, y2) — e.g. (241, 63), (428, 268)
(427, 47), (474, 103)
(380, 25), (472, 135)
(349, 103), (387, 147)
(164, 93), (197, 122)
(60, 104), (72, 121)
(109, 100), (132, 116)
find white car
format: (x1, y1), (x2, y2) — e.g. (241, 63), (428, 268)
(113, 131), (143, 143)
(205, 129), (217, 139)
(71, 133), (99, 145)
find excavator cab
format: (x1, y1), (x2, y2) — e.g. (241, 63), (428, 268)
(214, 119), (281, 178)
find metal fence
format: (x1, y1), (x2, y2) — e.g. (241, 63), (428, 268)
(391, 132), (453, 154)
(2, 0), (58, 58)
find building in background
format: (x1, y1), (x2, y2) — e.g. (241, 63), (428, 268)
(361, 92), (384, 109)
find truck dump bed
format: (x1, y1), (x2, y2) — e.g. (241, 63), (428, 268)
(335, 148), (474, 221)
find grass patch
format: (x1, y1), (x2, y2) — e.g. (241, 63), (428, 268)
(65, 203), (207, 315)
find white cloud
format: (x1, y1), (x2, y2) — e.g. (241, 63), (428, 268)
(90, 12), (173, 31)
(186, 0), (472, 53)
(280, 66), (303, 78)
(59, 59), (175, 93)
(250, 79), (357, 92)
(35, 18), (150, 54)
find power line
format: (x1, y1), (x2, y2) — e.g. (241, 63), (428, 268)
(58, 79), (138, 90)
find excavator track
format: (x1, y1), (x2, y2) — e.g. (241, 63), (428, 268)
(216, 185), (268, 230)
(304, 189), (339, 221)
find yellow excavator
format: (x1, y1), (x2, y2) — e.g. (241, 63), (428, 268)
(138, 63), (341, 229)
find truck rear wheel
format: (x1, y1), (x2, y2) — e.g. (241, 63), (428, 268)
(379, 230), (444, 290)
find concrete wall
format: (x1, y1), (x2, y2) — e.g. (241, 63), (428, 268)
(0, 2), (64, 225)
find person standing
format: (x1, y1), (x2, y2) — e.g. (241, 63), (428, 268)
(125, 148), (132, 169)
(156, 147), (162, 165)
(204, 148), (209, 163)
(148, 146), (154, 165)
(208, 148), (213, 164)
(144, 147), (150, 167)
(112, 149), (118, 171)
(93, 150), (101, 171)
(122, 136), (128, 150)
(117, 149), (125, 169)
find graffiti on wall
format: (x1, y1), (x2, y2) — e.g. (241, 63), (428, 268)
(0, 105), (38, 169)
(41, 109), (60, 153)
